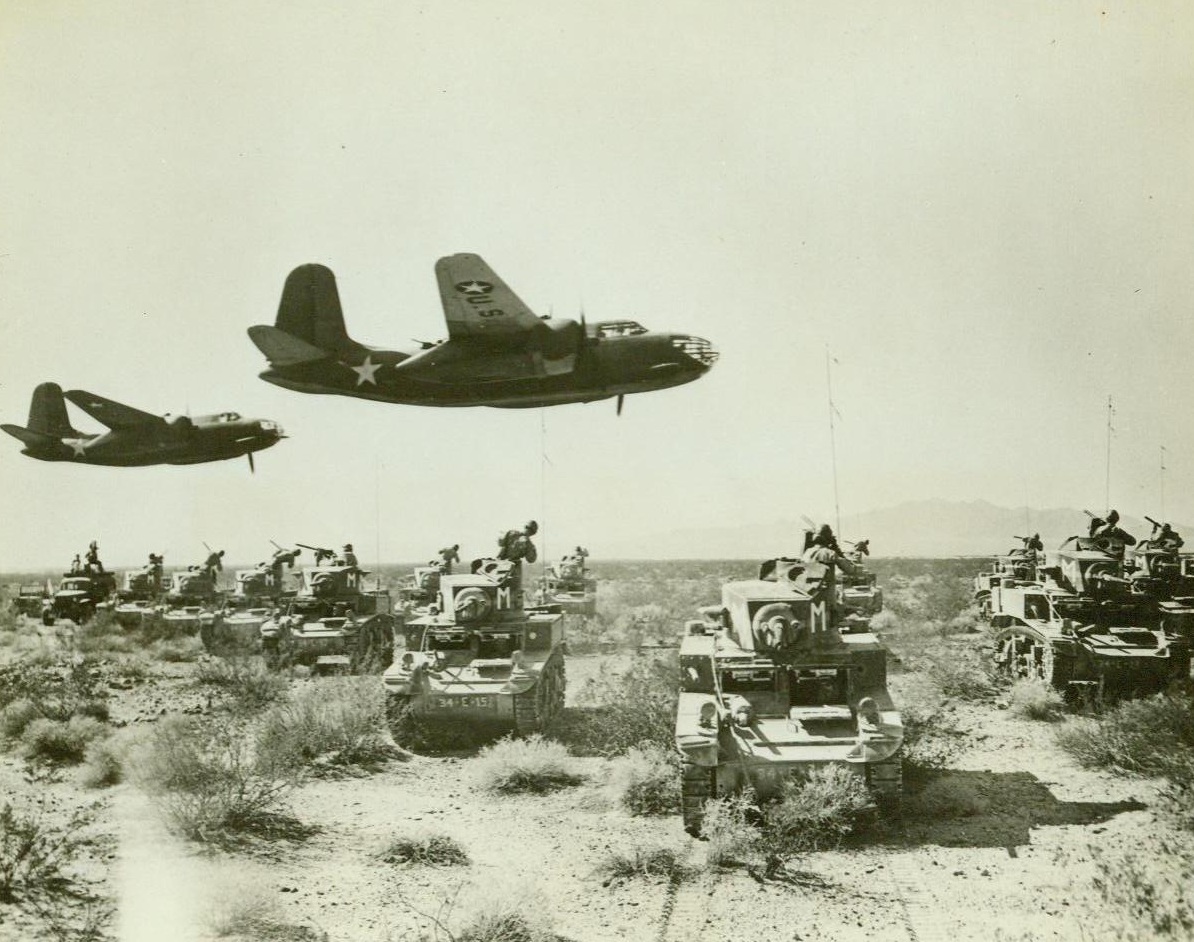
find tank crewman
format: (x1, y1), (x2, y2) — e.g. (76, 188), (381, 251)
(85, 541), (104, 574)
(438, 544), (461, 574)
(848, 538), (871, 565)
(148, 553), (164, 590)
(1094, 510), (1136, 548)
(1088, 516), (1106, 538)
(264, 547), (301, 587)
(203, 549), (225, 579)
(1153, 523), (1184, 552)
(497, 521), (539, 565)
(340, 544), (359, 568)
(574, 545), (589, 559)
(801, 524), (855, 597)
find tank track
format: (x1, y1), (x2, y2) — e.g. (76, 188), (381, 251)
(680, 762), (716, 837)
(513, 650), (565, 735)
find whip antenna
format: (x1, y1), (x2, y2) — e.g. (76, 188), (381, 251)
(825, 346), (842, 535)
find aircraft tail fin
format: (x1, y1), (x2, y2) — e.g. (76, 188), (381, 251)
(1, 423), (56, 448)
(274, 264), (357, 353)
(247, 325), (334, 367)
(27, 382), (81, 437)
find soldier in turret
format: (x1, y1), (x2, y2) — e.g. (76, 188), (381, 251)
(340, 544), (359, 569)
(438, 544), (461, 574)
(85, 541), (104, 574)
(801, 524), (855, 596)
(148, 553), (164, 591)
(1152, 523), (1184, 552)
(574, 545), (589, 559)
(203, 549), (225, 579)
(497, 521), (539, 564)
(848, 538), (871, 565)
(1093, 510), (1136, 548)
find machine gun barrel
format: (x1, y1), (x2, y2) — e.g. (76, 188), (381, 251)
(296, 543), (333, 555)
(1090, 571), (1132, 585)
(1145, 515), (1161, 529)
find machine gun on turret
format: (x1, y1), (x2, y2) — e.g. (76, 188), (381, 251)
(297, 543), (336, 565)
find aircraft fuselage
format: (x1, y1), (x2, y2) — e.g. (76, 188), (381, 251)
(258, 331), (715, 409)
(16, 418), (283, 466)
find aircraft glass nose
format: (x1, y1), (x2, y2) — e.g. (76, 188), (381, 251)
(670, 335), (718, 369)
(259, 420), (284, 436)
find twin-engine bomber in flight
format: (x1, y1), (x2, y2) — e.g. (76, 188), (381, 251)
(2, 383), (284, 471)
(248, 254), (718, 412)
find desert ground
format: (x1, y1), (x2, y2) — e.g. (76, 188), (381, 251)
(0, 558), (1189, 942)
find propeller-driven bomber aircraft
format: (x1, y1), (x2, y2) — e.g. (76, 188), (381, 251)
(248, 254), (718, 413)
(2, 383), (284, 471)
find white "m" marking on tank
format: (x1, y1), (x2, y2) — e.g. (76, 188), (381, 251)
(496, 586), (511, 610)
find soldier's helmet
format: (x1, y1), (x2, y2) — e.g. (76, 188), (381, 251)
(814, 524), (834, 546)
(1107, 509), (1120, 526)
(525, 521), (539, 536)
(344, 543), (353, 551)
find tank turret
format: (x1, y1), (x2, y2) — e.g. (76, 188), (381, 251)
(675, 557), (902, 837)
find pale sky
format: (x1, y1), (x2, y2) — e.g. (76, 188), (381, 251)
(1, 1), (1192, 570)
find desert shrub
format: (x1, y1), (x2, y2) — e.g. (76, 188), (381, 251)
(611, 742), (680, 815)
(132, 715), (296, 844)
(79, 737), (124, 788)
(754, 767), (875, 876)
(72, 613), (135, 657)
(448, 892), (556, 942)
(0, 799), (111, 939)
(701, 789), (761, 868)
(148, 636), (204, 662)
(566, 653), (677, 755)
(255, 677), (396, 773)
(0, 656), (108, 722)
(1056, 691), (1194, 778)
(201, 870), (323, 940)
(598, 845), (690, 882)
(1089, 839), (1194, 941)
(1009, 678), (1065, 722)
(196, 656), (288, 712)
(0, 698), (41, 740)
(19, 716), (108, 764)
(473, 735), (585, 794)
(925, 647), (1000, 701)
(891, 672), (965, 776)
(380, 831), (470, 867)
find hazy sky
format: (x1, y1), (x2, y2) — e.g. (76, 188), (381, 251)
(2, 1), (1192, 570)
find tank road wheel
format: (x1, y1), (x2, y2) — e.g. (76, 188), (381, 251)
(996, 629), (1067, 690)
(681, 762), (717, 837)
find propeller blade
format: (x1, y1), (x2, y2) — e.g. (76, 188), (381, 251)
(248, 452), (255, 474)
(616, 394), (624, 417)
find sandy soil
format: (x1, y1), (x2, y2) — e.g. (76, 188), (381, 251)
(0, 645), (1177, 942)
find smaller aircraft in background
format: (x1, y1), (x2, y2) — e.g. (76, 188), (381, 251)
(1, 382), (284, 472)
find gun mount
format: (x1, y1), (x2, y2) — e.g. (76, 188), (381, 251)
(675, 557), (902, 837)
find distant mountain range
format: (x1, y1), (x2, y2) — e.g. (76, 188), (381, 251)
(608, 499), (1189, 559)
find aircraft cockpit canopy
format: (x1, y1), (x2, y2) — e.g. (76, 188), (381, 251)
(593, 320), (649, 338)
(215, 412), (242, 423)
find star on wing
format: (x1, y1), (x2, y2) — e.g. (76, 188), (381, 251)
(458, 281), (489, 295)
(351, 356), (381, 386)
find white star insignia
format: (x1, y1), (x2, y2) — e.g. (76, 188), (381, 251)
(460, 281), (487, 294)
(67, 438), (89, 457)
(351, 356), (381, 386)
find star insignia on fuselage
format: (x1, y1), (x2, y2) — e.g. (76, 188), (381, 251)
(456, 280), (492, 295)
(66, 438), (89, 457)
(351, 356), (381, 386)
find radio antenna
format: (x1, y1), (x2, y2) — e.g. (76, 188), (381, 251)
(825, 346), (842, 535)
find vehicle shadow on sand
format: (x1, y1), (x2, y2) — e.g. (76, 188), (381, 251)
(893, 768), (1145, 848)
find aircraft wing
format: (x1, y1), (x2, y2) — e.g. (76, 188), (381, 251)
(63, 390), (164, 429)
(435, 254), (544, 340)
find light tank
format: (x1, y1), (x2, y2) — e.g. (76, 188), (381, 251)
(114, 560), (165, 628)
(990, 536), (1190, 699)
(837, 546), (882, 623)
(536, 550), (597, 616)
(259, 562), (394, 673)
(160, 568), (225, 635)
(674, 556), (903, 837)
(398, 564), (443, 612)
(383, 556), (566, 746)
(973, 539), (1040, 622)
(1125, 527), (1194, 644)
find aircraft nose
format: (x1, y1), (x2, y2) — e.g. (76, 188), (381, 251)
(670, 335), (718, 369)
(259, 419), (285, 438)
